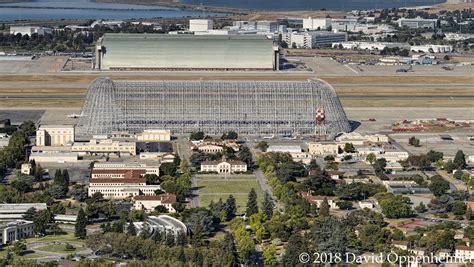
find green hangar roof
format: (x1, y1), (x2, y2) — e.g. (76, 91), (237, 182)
(97, 33), (277, 70)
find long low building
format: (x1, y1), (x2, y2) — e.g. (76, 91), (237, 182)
(0, 203), (47, 221)
(77, 78), (351, 137)
(96, 33), (279, 71)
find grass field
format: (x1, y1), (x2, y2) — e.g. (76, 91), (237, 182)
(341, 98), (474, 107)
(24, 233), (86, 246)
(196, 174), (264, 213)
(0, 99), (84, 108)
(35, 244), (80, 254)
(335, 87), (474, 95)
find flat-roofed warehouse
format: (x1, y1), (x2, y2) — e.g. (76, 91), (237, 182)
(95, 34), (279, 71)
(76, 78), (351, 137)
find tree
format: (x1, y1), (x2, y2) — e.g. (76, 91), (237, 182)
(144, 174), (160, 185)
(375, 193), (412, 219)
(23, 207), (37, 221)
(262, 191), (274, 219)
(282, 233), (309, 266)
(71, 184), (88, 201)
(408, 136), (421, 147)
(429, 176), (450, 197)
(263, 244), (278, 266)
(454, 170), (464, 180)
(127, 221), (137, 236)
(304, 171), (336, 196)
(12, 241), (27, 256)
(399, 49), (409, 57)
(75, 208), (87, 239)
(415, 202), (427, 213)
(238, 146), (253, 168)
(160, 162), (177, 177)
(256, 141), (269, 152)
(33, 209), (52, 236)
(319, 198), (330, 217)
(453, 150), (466, 170)
(444, 160), (457, 173)
(220, 232), (238, 266)
(312, 216), (347, 254)
(221, 131), (238, 140)
(452, 200), (466, 216)
(246, 188), (259, 216)
(344, 143), (356, 153)
(190, 131), (205, 141)
(366, 153), (377, 164)
(336, 200), (353, 210)
(427, 150), (443, 163)
(225, 195), (237, 221)
(19, 120), (36, 136)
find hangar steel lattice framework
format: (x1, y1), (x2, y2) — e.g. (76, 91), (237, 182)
(76, 78), (351, 137)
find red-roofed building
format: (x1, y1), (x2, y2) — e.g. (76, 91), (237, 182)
(134, 193), (177, 213)
(455, 246), (474, 260)
(299, 192), (338, 209)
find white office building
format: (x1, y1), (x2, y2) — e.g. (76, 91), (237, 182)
(0, 220), (34, 245)
(189, 19), (213, 32)
(10, 26), (52, 36)
(303, 18), (332, 30)
(284, 31), (347, 49)
(397, 17), (437, 29)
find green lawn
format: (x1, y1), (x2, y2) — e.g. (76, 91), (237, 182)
(25, 233), (86, 246)
(35, 244), (79, 254)
(196, 175), (264, 213)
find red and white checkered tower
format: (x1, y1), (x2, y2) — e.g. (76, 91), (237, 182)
(315, 107), (327, 137)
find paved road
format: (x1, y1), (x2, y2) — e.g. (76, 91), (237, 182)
(437, 170), (468, 191)
(255, 170), (284, 212)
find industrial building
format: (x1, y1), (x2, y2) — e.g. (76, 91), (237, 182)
(232, 20), (280, 32)
(9, 26), (52, 36)
(0, 203), (47, 221)
(283, 31), (348, 49)
(95, 33), (279, 71)
(411, 45), (453, 53)
(332, 41), (409, 51)
(76, 78), (351, 137)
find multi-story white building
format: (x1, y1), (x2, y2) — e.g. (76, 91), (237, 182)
(72, 138), (136, 155)
(189, 19), (213, 32)
(232, 20), (279, 32)
(88, 178), (161, 199)
(0, 220), (34, 245)
(10, 26), (52, 36)
(134, 193), (177, 213)
(397, 17), (437, 29)
(455, 246), (474, 260)
(303, 18), (332, 30)
(136, 129), (171, 142)
(200, 159), (247, 174)
(284, 31), (347, 49)
(36, 125), (75, 147)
